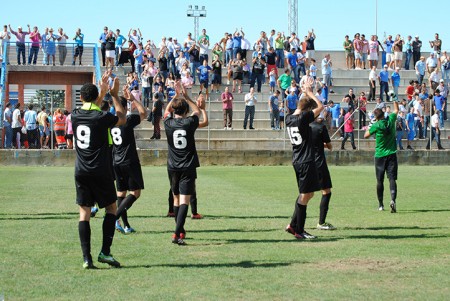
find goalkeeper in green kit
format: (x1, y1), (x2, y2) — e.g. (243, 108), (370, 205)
(364, 99), (399, 213)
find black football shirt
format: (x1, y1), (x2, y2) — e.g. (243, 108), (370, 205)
(286, 111), (315, 164)
(164, 115), (200, 171)
(112, 114), (141, 165)
(72, 107), (118, 176)
(310, 121), (331, 167)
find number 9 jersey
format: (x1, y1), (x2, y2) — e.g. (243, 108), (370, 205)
(72, 107), (118, 176)
(285, 111), (315, 164)
(164, 115), (200, 171)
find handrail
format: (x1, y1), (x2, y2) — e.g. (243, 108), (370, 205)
(0, 42), (7, 129)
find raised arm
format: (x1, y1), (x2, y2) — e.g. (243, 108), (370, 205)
(110, 78), (126, 126)
(197, 97), (208, 128)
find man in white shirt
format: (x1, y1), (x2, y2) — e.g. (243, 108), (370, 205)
(413, 98), (423, 139)
(0, 25), (11, 64)
(184, 32), (195, 48)
(57, 27), (68, 65)
(426, 53), (438, 75)
(128, 28), (142, 47)
(321, 54), (334, 93)
(426, 110), (444, 150)
(3, 102), (13, 148)
(243, 87), (257, 129)
(11, 103), (23, 149)
(368, 66), (377, 101)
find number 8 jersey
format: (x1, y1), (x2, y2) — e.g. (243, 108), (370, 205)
(72, 105), (118, 176)
(285, 111), (315, 164)
(164, 115), (200, 171)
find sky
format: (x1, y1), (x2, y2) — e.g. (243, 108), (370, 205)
(2, 0), (449, 52)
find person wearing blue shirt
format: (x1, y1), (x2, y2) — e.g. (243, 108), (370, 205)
(269, 91), (280, 130)
(286, 90), (298, 113)
(287, 48), (300, 83)
(404, 35), (413, 70)
(197, 60), (212, 98)
(390, 68), (401, 96)
(232, 29), (244, 59)
(384, 36), (394, 68)
(379, 65), (390, 101)
(73, 28), (84, 65)
(415, 56), (426, 84)
(329, 101), (341, 130)
(115, 29), (127, 66)
(321, 83), (329, 102)
(405, 107), (416, 150)
(433, 91), (445, 129)
(133, 43), (145, 81)
(99, 26), (108, 66)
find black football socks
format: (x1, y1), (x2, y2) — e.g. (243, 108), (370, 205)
(175, 204), (189, 237)
(168, 189), (174, 214)
(377, 180), (384, 207)
(190, 192), (198, 215)
(116, 195), (137, 228)
(319, 192), (332, 225)
(296, 203), (307, 234)
(79, 221), (91, 260)
(101, 213), (116, 255)
(389, 178), (397, 203)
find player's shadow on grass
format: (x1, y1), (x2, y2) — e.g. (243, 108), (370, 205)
(342, 226), (446, 230)
(400, 209), (450, 213)
(138, 228), (280, 235)
(0, 212), (77, 220)
(346, 233), (449, 240)
(123, 260), (302, 269)
(205, 214), (290, 220)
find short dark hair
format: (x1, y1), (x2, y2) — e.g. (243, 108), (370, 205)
(171, 98), (189, 116)
(5, 102), (11, 107)
(80, 83), (99, 102)
(41, 105), (46, 111)
(28, 104), (33, 110)
(15, 103), (20, 109)
(373, 108), (384, 120)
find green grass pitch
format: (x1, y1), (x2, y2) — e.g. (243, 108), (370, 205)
(0, 165), (449, 300)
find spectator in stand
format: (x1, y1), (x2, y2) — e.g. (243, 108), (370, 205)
(157, 47), (168, 81)
(65, 111), (73, 149)
(360, 34), (369, 69)
(11, 103), (22, 149)
(379, 64), (390, 101)
(9, 24), (30, 65)
(405, 80), (415, 101)
(240, 34), (251, 61)
(255, 31), (269, 55)
(309, 59), (317, 80)
(151, 93), (163, 140)
(343, 35), (354, 70)
(115, 29), (126, 66)
(412, 35), (422, 67)
(56, 28), (68, 66)
(296, 47), (306, 77)
(73, 28), (84, 66)
(53, 108), (67, 149)
(232, 28), (244, 59)
(321, 54), (334, 94)
(45, 28), (57, 66)
(37, 106), (50, 149)
(341, 107), (356, 150)
(141, 68), (152, 107)
(328, 102), (340, 132)
(250, 51), (266, 93)
(243, 87), (257, 129)
(289, 32), (300, 51)
(99, 26), (108, 66)
(286, 89), (299, 115)
(275, 32), (285, 68)
(24, 104), (38, 148)
(175, 50), (187, 78)
(265, 47), (278, 79)
(305, 29), (316, 67)
(104, 30), (116, 68)
(426, 108), (445, 150)
(221, 86), (233, 130)
(390, 67), (401, 96)
(231, 53), (245, 93)
(287, 48), (300, 83)
(224, 34), (233, 66)
(41, 27), (48, 65)
(28, 26), (40, 65)
(3, 102), (13, 148)
(436, 80), (448, 127)
(188, 42), (200, 84)
(426, 52), (438, 75)
(396, 111), (406, 150)
(198, 36), (209, 65)
(415, 56), (426, 84)
(269, 90), (280, 130)
(405, 107), (415, 150)
(277, 68), (292, 103)
(269, 69), (277, 93)
(353, 33), (362, 69)
(133, 43), (145, 81)
(368, 35), (379, 69)
(383, 35), (394, 70)
(429, 33), (442, 59)
(440, 51), (450, 84)
(358, 91), (367, 129)
(128, 28), (142, 48)
(393, 35), (404, 69)
(211, 54), (222, 94)
(279, 102), (285, 130)
(198, 28), (209, 42)
(184, 32), (195, 49)
(368, 65), (377, 101)
(422, 95), (431, 138)
(197, 59), (212, 99)
(212, 42), (223, 62)
(0, 25), (11, 64)
(428, 68), (441, 91)
(413, 96), (424, 139)
(404, 35), (413, 70)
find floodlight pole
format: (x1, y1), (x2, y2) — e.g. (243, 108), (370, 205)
(288, 0), (298, 35)
(187, 5), (207, 42)
(375, 0), (378, 37)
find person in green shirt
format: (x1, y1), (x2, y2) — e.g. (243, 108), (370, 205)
(343, 35), (354, 70)
(364, 101), (399, 213)
(277, 68), (292, 102)
(275, 32), (285, 68)
(198, 28), (209, 43)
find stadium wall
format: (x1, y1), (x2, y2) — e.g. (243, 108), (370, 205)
(0, 150), (448, 166)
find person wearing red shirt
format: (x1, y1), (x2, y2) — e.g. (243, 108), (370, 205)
(341, 107), (356, 150)
(405, 80), (415, 101)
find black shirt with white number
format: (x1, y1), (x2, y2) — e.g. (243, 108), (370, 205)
(164, 115), (199, 171)
(286, 111), (315, 164)
(72, 109), (118, 176)
(310, 121), (331, 167)
(112, 114), (141, 166)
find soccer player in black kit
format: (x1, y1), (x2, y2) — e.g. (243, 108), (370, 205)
(284, 78), (324, 239)
(112, 87), (146, 234)
(72, 73), (126, 269)
(164, 83), (206, 245)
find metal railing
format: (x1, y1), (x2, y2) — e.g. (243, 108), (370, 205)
(0, 42), (7, 130)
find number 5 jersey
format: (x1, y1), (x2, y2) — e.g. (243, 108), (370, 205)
(164, 115), (200, 171)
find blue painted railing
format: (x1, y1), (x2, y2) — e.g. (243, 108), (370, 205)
(93, 44), (101, 84)
(0, 42), (7, 129)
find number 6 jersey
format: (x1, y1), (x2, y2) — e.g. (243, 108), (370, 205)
(72, 104), (118, 176)
(285, 111), (315, 164)
(164, 115), (200, 171)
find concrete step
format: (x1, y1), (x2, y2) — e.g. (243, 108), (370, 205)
(135, 128), (287, 139)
